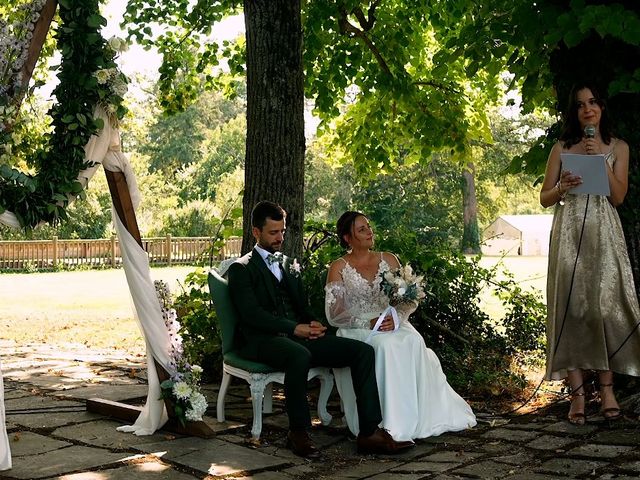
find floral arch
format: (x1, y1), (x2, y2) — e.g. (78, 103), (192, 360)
(0, 2), (211, 467)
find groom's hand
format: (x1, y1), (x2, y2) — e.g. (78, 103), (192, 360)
(294, 321), (327, 340)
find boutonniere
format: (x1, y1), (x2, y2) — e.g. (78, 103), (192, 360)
(288, 258), (302, 278)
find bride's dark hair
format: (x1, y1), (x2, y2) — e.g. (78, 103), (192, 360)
(336, 211), (366, 250)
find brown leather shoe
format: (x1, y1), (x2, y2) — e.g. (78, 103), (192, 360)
(287, 430), (321, 458)
(356, 428), (415, 455)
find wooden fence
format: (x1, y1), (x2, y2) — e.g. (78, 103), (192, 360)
(0, 236), (242, 270)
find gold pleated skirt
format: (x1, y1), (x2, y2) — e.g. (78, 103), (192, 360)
(545, 189), (640, 380)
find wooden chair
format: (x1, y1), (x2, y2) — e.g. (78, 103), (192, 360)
(207, 269), (334, 440)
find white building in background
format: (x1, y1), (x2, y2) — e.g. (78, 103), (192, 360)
(482, 214), (554, 256)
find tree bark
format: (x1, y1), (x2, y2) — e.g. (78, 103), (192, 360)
(242, 0), (305, 257)
(461, 162), (481, 254)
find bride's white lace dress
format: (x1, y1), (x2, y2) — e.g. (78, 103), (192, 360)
(325, 257), (476, 441)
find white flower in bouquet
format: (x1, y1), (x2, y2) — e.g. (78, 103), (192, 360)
(107, 36), (128, 53)
(185, 392), (208, 421)
(155, 280), (208, 425)
(94, 69), (110, 85)
(380, 263), (426, 306)
(172, 381), (193, 400)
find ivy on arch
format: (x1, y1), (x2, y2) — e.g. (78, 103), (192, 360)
(0, 0), (127, 229)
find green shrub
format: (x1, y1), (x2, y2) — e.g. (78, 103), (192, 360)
(172, 268), (223, 382)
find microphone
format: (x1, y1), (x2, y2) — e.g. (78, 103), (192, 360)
(584, 124), (596, 139)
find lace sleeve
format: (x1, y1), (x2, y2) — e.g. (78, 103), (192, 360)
(325, 281), (371, 329)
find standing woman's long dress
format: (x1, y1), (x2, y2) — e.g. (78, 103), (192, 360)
(325, 257), (476, 441)
(545, 145), (640, 380)
(0, 358), (11, 471)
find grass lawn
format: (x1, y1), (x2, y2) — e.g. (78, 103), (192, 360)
(0, 257), (550, 356)
(0, 266), (196, 355)
(476, 255), (548, 321)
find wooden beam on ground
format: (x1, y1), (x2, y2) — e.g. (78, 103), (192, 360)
(89, 169), (215, 439)
(86, 398), (142, 422)
(86, 398), (215, 438)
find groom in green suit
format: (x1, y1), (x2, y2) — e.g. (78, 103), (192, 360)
(228, 201), (413, 458)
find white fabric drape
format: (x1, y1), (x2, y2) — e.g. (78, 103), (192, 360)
(113, 211), (173, 435)
(0, 106), (173, 436)
(0, 358), (11, 471)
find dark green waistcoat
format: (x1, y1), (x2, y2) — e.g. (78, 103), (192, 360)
(271, 272), (300, 322)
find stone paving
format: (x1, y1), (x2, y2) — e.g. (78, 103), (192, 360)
(2, 340), (640, 479)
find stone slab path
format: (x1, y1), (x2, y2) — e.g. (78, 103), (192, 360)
(2, 340), (640, 479)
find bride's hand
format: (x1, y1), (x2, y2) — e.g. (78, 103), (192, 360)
(370, 315), (394, 331)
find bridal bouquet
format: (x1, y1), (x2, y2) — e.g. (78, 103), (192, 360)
(379, 264), (426, 306)
(155, 280), (208, 426)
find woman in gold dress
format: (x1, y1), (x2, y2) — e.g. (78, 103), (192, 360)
(540, 83), (640, 425)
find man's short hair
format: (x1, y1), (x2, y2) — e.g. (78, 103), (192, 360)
(251, 201), (286, 229)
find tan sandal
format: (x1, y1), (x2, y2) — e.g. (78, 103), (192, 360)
(599, 383), (622, 420)
(568, 391), (586, 425)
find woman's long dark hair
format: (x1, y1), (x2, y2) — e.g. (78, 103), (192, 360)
(336, 211), (366, 250)
(559, 82), (613, 148)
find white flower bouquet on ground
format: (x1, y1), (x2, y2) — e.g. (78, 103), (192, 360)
(155, 280), (208, 426)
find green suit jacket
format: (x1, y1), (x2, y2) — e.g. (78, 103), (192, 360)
(227, 249), (315, 358)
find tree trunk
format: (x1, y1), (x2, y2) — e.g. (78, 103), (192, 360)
(461, 162), (481, 254)
(242, 0), (305, 257)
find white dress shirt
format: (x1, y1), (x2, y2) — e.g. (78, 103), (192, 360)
(255, 245), (283, 282)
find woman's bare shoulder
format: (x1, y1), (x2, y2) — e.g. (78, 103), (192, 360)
(327, 257), (347, 280)
(381, 251), (400, 267)
(613, 137), (629, 153)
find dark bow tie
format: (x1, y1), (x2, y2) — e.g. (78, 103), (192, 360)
(266, 252), (284, 266)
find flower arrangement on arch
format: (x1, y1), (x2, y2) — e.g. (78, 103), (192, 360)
(154, 280), (208, 426)
(0, 0), (47, 103)
(94, 36), (129, 122)
(0, 0), (48, 165)
(379, 263), (427, 307)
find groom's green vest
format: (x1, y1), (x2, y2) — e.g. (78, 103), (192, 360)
(272, 273), (299, 323)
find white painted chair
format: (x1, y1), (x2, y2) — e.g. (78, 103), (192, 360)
(208, 269), (334, 440)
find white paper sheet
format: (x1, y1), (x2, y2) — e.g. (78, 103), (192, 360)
(561, 153), (610, 196)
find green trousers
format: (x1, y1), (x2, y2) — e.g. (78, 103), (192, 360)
(243, 334), (382, 434)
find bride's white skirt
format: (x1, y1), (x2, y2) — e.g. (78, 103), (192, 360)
(334, 322), (476, 441)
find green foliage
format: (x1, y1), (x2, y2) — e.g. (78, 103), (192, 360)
(352, 161), (464, 248)
(304, 138), (353, 222)
(172, 268), (222, 382)
(300, 220), (344, 322)
(302, 221), (546, 398)
(432, 1), (640, 175)
(157, 200), (224, 238)
(0, 0), (128, 229)
(303, 2), (499, 176)
(140, 90), (245, 175)
(121, 0), (243, 114)
(175, 114), (246, 202)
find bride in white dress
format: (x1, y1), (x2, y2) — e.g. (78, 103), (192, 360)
(325, 211), (476, 442)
